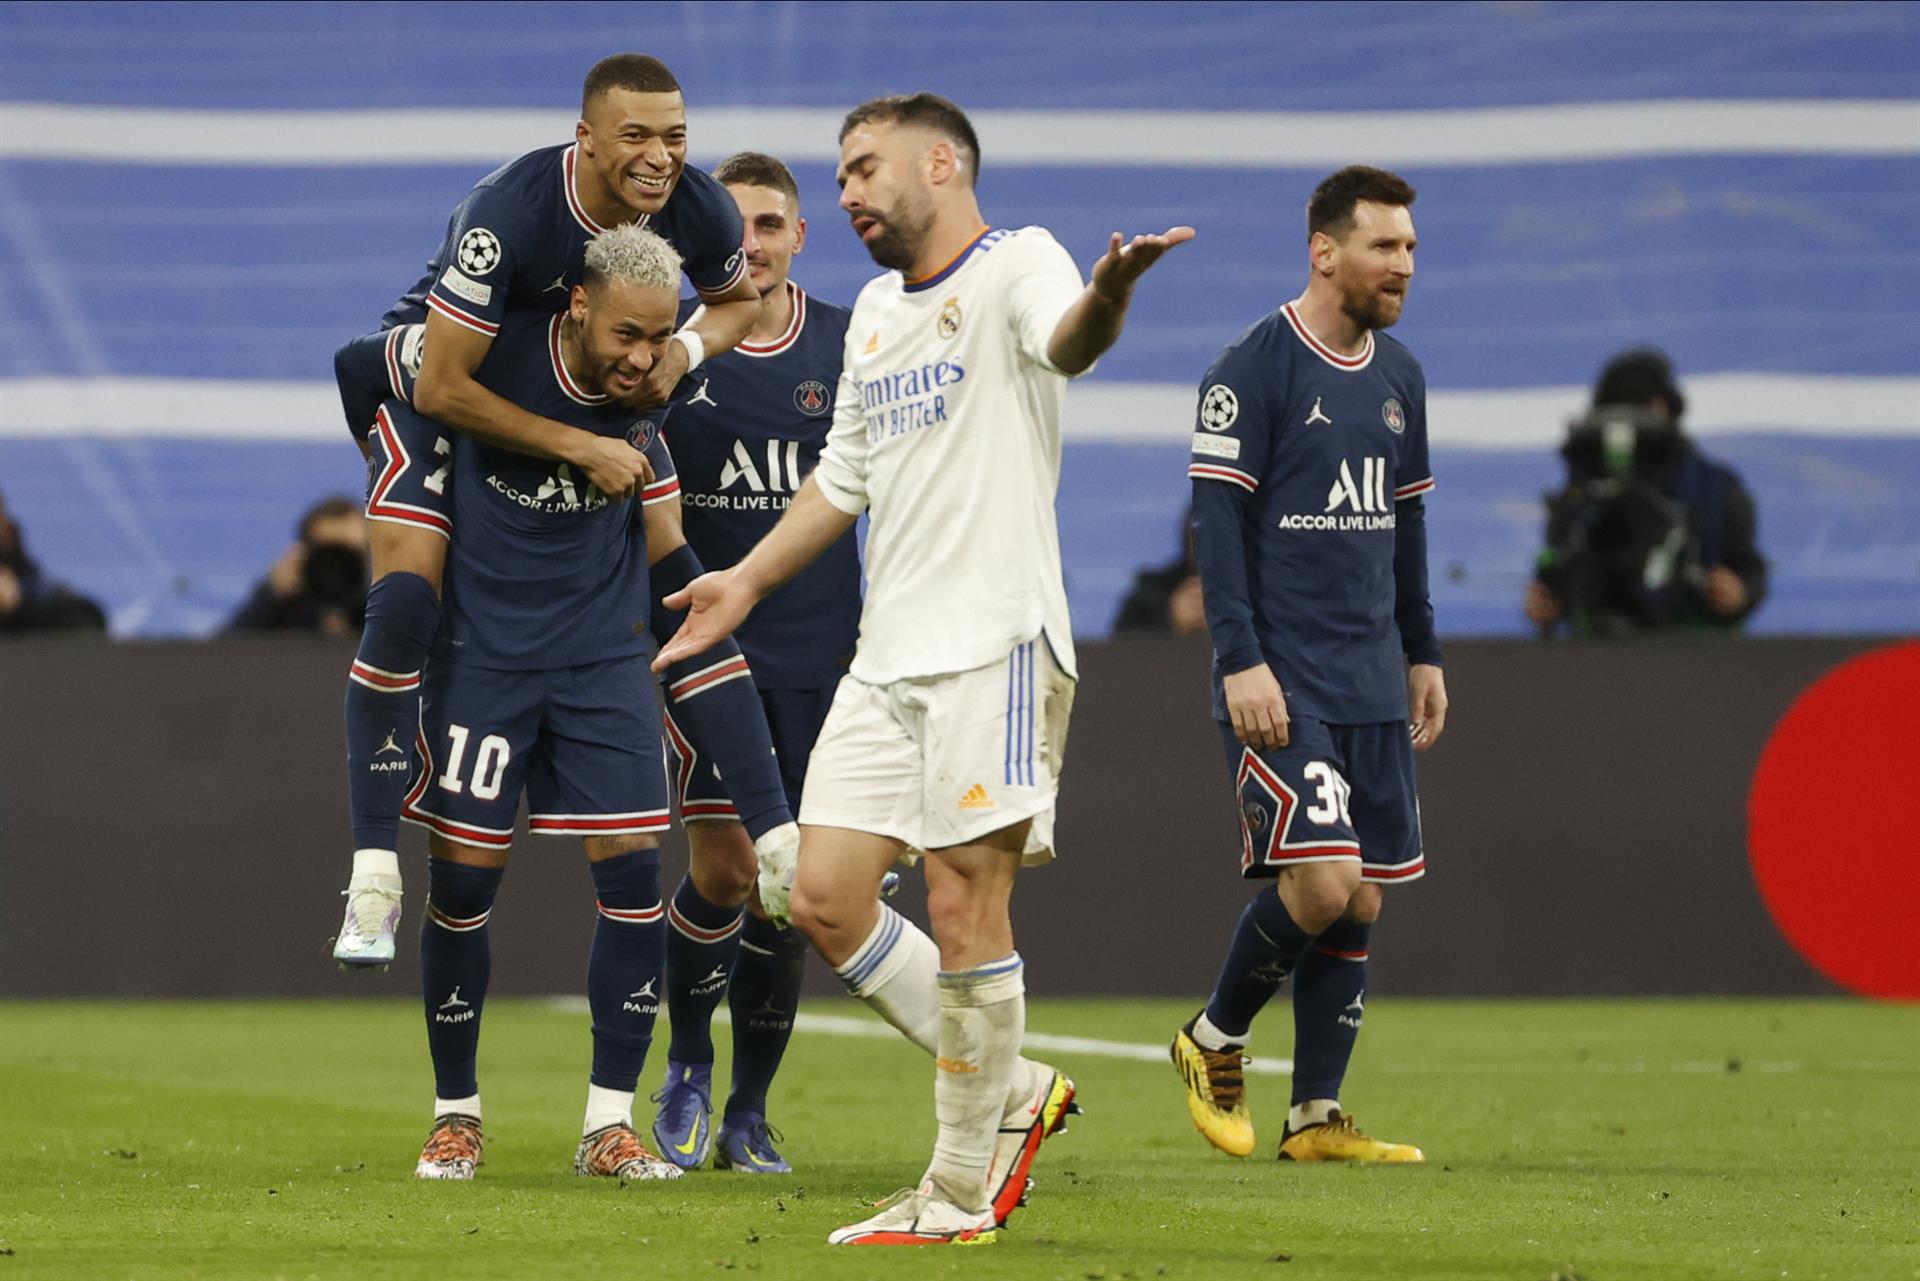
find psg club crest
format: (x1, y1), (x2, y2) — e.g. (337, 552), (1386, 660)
(1381, 398), (1406, 433)
(626, 419), (658, 451)
(793, 379), (832, 417)
(1242, 800), (1270, 836)
(937, 296), (963, 339)
(456, 227), (503, 276)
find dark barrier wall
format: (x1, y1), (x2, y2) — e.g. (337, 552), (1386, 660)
(0, 635), (1876, 999)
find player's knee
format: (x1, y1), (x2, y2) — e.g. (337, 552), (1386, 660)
(584, 834), (658, 862)
(923, 875), (989, 955)
(1283, 863), (1363, 933)
(1345, 882), (1384, 924)
(688, 823), (756, 907)
(369, 520), (446, 591)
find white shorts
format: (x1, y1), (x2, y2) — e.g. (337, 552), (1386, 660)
(798, 637), (1075, 864)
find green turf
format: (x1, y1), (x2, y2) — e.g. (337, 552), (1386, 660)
(1, 997), (1915, 1280)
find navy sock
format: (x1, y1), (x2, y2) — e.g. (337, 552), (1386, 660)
(345, 572), (439, 851)
(650, 545), (791, 841)
(1290, 917), (1373, 1106)
(664, 875), (745, 1065)
(420, 858), (504, 1099)
(725, 912), (808, 1120)
(586, 850), (666, 1092)
(1203, 884), (1315, 1041)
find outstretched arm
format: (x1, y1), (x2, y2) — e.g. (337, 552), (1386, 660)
(649, 475), (858, 671)
(1047, 226), (1196, 376)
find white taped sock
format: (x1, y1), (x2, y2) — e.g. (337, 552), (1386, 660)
(832, 905), (941, 1055)
(924, 954), (1025, 1213)
(1193, 1010), (1243, 1052)
(350, 848), (401, 889)
(434, 1093), (481, 1122)
(583, 1084), (635, 1135)
(1289, 1098), (1340, 1131)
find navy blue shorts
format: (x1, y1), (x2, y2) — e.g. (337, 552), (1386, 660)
(403, 655), (670, 849)
(1217, 717), (1425, 884)
(665, 685), (836, 822)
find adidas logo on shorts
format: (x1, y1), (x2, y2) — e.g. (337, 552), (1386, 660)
(958, 784), (996, 811)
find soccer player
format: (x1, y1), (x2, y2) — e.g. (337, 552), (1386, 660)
(1169, 166), (1447, 1164)
(654, 94), (1192, 1244)
(330, 53), (774, 968)
(402, 224), (696, 1182)
(644, 151), (861, 1175)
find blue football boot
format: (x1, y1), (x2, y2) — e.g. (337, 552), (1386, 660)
(650, 1060), (714, 1170)
(714, 1113), (791, 1174)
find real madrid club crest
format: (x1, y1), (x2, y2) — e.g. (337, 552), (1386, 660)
(626, 418), (657, 451)
(793, 379), (832, 417)
(937, 296), (963, 339)
(1381, 398), (1405, 433)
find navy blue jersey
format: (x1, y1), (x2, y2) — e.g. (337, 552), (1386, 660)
(382, 143), (746, 337)
(664, 283), (862, 688)
(1189, 303), (1435, 724)
(415, 310), (680, 671)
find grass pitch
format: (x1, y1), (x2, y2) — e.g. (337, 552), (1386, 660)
(1, 997), (1915, 1280)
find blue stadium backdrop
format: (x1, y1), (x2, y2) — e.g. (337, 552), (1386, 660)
(1, 0), (1916, 637)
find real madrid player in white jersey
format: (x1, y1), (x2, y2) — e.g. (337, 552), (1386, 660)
(654, 93), (1191, 1245)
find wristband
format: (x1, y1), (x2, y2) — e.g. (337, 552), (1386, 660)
(671, 328), (706, 371)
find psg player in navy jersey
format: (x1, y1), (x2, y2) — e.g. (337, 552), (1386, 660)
(643, 151), (861, 1175)
(1170, 167), (1449, 1165)
(330, 53), (767, 969)
(398, 224), (714, 1182)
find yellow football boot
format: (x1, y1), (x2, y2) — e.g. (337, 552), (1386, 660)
(1278, 1110), (1424, 1163)
(1169, 1017), (1256, 1157)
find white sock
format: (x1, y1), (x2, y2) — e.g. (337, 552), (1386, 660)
(1192, 1010), (1243, 1052)
(832, 905), (941, 1056)
(1289, 1098), (1340, 1130)
(434, 1093), (481, 1122)
(923, 954), (1025, 1214)
(350, 848), (402, 889)
(583, 1084), (635, 1135)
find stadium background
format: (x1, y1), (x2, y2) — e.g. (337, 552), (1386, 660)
(3, 0), (1917, 640)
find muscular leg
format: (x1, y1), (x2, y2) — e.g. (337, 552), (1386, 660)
(581, 833), (665, 1136)
(1196, 860), (1361, 1049)
(1288, 881), (1381, 1128)
(917, 821), (1029, 1214)
(420, 834), (508, 1118)
(337, 519), (449, 962)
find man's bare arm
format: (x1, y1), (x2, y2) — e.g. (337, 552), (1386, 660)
(1047, 226), (1195, 376)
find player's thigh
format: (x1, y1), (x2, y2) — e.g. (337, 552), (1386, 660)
(761, 684), (839, 814)
(916, 637), (1075, 861)
(795, 674), (924, 851)
(364, 398), (455, 568)
(523, 655), (672, 843)
(1216, 716), (1366, 881)
(1331, 722), (1427, 885)
(405, 663), (544, 852)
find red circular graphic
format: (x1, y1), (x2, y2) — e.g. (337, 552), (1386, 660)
(1748, 642), (1920, 999)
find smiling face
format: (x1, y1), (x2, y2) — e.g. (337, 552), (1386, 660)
(569, 277), (679, 400)
(835, 118), (940, 272)
(1315, 200), (1417, 331)
(577, 88), (687, 218)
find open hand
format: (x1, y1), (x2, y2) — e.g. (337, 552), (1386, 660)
(1090, 226), (1197, 304)
(650, 568), (756, 672)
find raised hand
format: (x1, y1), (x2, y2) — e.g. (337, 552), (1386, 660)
(1090, 226), (1197, 304)
(650, 568), (756, 672)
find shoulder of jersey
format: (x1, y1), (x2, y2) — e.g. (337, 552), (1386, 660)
(667, 164), (731, 217)
(807, 292), (854, 340)
(1211, 306), (1294, 374)
(471, 142), (570, 200)
(1371, 327), (1424, 373)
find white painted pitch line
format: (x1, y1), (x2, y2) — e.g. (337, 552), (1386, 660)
(541, 997), (1294, 1074)
(3, 99), (1918, 167)
(4, 375), (1916, 446)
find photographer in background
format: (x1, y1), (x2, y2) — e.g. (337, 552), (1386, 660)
(1526, 348), (1767, 636)
(0, 490), (108, 635)
(1112, 505), (1208, 635)
(226, 495), (370, 637)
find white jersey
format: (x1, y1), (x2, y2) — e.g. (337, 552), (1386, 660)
(813, 225), (1087, 685)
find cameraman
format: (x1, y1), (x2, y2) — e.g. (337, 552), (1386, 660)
(1526, 349), (1767, 634)
(226, 495), (369, 637)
